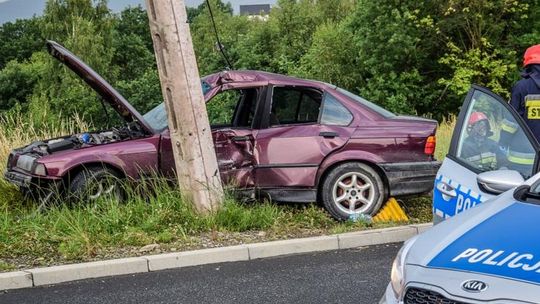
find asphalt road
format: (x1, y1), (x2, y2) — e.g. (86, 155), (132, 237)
(0, 243), (401, 304)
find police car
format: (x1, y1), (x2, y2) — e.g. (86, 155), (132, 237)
(381, 176), (540, 303)
(433, 85), (539, 223)
(380, 86), (540, 303)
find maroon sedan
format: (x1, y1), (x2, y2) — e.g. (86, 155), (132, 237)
(4, 41), (440, 220)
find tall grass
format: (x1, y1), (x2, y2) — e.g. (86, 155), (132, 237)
(0, 114), (90, 206)
(435, 116), (456, 161)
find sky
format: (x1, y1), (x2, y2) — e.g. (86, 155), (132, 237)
(0, 0), (277, 24)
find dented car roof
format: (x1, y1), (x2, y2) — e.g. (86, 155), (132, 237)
(202, 70), (335, 91)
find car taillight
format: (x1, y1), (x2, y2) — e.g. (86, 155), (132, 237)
(424, 136), (436, 156)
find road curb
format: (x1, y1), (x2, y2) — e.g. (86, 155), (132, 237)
(1, 223), (433, 291)
(29, 257), (149, 286)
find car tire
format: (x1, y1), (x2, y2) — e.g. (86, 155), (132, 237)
(321, 162), (386, 221)
(68, 166), (124, 203)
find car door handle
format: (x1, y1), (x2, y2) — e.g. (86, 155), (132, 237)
(436, 181), (457, 198)
(319, 132), (338, 138)
(231, 136), (250, 142)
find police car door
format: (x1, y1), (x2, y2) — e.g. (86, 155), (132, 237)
(433, 85), (540, 223)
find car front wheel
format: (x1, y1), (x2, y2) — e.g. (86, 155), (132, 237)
(321, 162), (386, 221)
(68, 166), (124, 202)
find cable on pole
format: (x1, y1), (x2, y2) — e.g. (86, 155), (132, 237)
(205, 0), (234, 70)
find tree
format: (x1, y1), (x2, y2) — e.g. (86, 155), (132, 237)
(348, 0), (443, 115)
(437, 0), (536, 101)
(190, 0), (251, 74)
(28, 0), (117, 126)
(0, 18), (43, 70)
(293, 19), (360, 90)
(0, 53), (47, 112)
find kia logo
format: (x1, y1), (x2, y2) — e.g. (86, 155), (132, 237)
(461, 280), (488, 292)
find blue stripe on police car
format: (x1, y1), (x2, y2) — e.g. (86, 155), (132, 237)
(433, 174), (486, 219)
(428, 202), (540, 285)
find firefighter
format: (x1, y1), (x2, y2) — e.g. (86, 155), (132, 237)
(510, 44), (540, 142)
(461, 112), (501, 170)
(500, 44), (540, 175)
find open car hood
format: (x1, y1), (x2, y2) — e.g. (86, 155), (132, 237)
(46, 40), (154, 134)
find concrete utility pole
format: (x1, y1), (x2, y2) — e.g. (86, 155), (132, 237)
(145, 0), (224, 213)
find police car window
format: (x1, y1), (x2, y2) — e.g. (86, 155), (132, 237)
(456, 90), (535, 178)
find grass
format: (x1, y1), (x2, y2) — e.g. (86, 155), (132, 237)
(0, 114), (458, 270)
(435, 115), (456, 161)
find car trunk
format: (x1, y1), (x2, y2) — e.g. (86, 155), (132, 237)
(391, 115), (438, 161)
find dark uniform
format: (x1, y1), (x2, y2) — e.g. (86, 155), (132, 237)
(505, 47), (540, 177)
(510, 64), (540, 143)
(461, 136), (501, 171)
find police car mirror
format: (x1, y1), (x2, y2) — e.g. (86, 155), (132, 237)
(513, 184), (540, 204)
(477, 170), (524, 195)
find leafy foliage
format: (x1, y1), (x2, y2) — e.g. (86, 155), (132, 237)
(1, 0), (540, 124)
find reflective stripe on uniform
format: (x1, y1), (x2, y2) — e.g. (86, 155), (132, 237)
(501, 118), (518, 134)
(508, 150), (535, 165)
(525, 94), (540, 106)
(466, 152), (496, 164)
(525, 95), (540, 119)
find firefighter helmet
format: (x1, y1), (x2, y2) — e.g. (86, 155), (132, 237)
(524, 44), (540, 67)
(467, 112), (492, 137)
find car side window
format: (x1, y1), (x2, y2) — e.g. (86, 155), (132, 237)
(270, 87), (322, 126)
(455, 90), (536, 178)
(207, 88), (258, 128)
(320, 93), (353, 126)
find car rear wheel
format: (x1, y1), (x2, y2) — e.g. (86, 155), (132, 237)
(321, 162), (386, 221)
(68, 166), (123, 203)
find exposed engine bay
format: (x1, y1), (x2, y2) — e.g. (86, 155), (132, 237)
(18, 122), (146, 157)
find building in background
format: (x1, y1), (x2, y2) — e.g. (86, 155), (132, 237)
(239, 4), (271, 20)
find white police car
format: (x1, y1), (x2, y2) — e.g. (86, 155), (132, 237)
(380, 86), (540, 303)
(432, 85), (539, 223)
(380, 173), (540, 303)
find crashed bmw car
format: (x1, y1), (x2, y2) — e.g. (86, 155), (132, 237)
(4, 41), (440, 220)
(381, 173), (540, 303)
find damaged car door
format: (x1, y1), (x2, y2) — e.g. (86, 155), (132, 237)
(208, 88), (261, 187)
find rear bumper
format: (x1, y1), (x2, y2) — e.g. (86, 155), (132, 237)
(380, 161), (441, 197)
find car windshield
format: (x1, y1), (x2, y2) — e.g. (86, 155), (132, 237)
(336, 87), (396, 118)
(141, 81), (212, 133)
(143, 102), (168, 133)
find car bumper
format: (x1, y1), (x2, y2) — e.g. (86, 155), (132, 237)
(4, 170), (33, 187)
(4, 170), (61, 189)
(380, 161), (441, 197)
(379, 283), (399, 304)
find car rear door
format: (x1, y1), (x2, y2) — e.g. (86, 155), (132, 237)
(253, 85), (355, 198)
(433, 85), (540, 223)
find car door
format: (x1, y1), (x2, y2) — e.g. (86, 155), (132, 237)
(433, 85), (540, 223)
(160, 87), (262, 188)
(254, 85), (355, 197)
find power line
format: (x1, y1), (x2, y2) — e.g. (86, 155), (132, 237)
(205, 0), (234, 70)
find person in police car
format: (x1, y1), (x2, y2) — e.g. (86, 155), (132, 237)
(461, 112), (503, 170)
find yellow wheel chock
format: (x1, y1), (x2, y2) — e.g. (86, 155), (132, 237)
(373, 198), (409, 222)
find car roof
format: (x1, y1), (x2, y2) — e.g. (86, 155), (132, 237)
(202, 70), (336, 91)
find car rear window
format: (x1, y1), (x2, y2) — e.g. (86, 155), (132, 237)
(336, 88), (396, 118)
(320, 93), (353, 126)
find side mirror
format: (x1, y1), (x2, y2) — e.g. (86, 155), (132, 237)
(477, 170), (524, 195)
